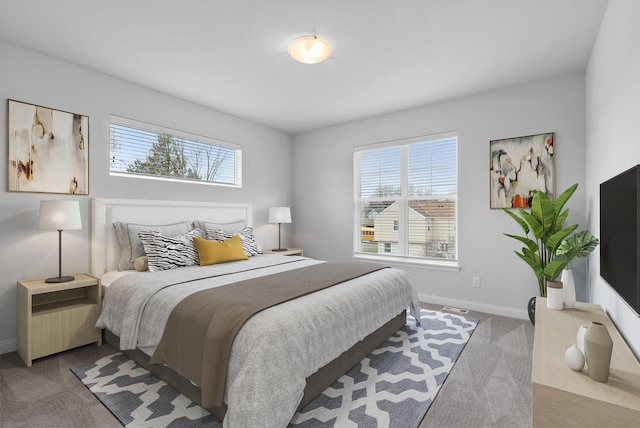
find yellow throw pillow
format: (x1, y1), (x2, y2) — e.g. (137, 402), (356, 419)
(193, 235), (249, 266)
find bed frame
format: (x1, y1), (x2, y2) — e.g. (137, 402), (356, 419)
(91, 197), (406, 419)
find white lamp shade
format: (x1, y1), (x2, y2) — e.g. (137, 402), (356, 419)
(38, 200), (82, 230)
(268, 207), (292, 224)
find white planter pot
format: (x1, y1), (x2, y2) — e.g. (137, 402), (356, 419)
(547, 280), (564, 310)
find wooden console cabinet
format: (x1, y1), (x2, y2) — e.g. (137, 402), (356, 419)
(532, 298), (640, 427)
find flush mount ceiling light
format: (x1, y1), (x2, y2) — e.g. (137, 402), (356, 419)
(288, 36), (332, 64)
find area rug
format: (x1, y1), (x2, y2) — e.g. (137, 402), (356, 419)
(71, 309), (478, 428)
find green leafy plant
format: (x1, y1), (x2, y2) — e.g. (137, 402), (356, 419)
(503, 183), (599, 297)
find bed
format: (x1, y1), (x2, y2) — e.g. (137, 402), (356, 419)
(91, 198), (421, 428)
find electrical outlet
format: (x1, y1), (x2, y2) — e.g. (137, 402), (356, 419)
(473, 276), (481, 288)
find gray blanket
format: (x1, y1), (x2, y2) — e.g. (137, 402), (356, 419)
(150, 262), (387, 408)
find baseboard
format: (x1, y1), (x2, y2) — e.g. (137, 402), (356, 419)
(0, 338), (17, 355)
(418, 293), (529, 320)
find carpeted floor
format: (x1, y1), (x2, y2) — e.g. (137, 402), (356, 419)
(0, 303), (533, 427)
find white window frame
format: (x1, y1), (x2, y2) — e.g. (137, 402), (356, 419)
(353, 132), (459, 271)
(109, 115), (242, 188)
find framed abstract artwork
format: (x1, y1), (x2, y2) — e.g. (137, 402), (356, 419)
(7, 99), (89, 195)
(489, 132), (554, 209)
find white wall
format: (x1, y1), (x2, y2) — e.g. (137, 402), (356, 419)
(585, 0), (640, 357)
(293, 73), (587, 318)
(0, 41), (293, 354)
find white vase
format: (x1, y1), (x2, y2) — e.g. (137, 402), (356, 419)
(565, 344), (585, 371)
(577, 325), (589, 353)
(562, 269), (576, 308)
(584, 321), (613, 383)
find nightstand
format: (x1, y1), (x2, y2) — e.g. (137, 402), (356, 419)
(263, 248), (304, 256)
(17, 273), (101, 367)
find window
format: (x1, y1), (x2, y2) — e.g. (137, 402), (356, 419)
(109, 116), (242, 187)
(353, 132), (458, 265)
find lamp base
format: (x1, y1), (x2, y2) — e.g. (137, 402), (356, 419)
(45, 275), (75, 283)
(271, 248), (288, 252)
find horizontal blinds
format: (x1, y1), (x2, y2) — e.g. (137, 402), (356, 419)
(408, 138), (458, 196)
(109, 117), (241, 186)
(354, 134), (458, 261)
(359, 146), (401, 198)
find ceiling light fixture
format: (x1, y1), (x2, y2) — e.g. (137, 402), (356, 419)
(288, 36), (332, 64)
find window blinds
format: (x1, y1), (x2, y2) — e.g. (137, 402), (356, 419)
(109, 116), (242, 187)
(354, 133), (458, 261)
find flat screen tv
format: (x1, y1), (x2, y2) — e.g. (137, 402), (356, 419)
(600, 164), (640, 315)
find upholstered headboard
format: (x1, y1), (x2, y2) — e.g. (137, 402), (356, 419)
(91, 198), (252, 275)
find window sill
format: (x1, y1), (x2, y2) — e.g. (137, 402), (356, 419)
(109, 172), (241, 188)
(352, 253), (460, 272)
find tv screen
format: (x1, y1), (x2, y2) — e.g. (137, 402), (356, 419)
(600, 164), (640, 315)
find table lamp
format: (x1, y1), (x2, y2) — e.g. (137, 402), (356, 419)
(268, 207), (291, 251)
(39, 200), (82, 283)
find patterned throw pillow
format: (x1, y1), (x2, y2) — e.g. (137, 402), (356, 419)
(113, 221), (192, 271)
(138, 229), (202, 272)
(206, 227), (262, 257)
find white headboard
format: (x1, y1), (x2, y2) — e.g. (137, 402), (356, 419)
(91, 198), (252, 275)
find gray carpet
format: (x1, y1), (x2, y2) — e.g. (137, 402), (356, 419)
(0, 303), (534, 427)
(69, 310), (477, 428)
(419, 304), (534, 427)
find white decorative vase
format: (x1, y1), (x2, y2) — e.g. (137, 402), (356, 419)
(584, 321), (613, 383)
(562, 269), (576, 308)
(577, 324), (589, 354)
(565, 344), (585, 371)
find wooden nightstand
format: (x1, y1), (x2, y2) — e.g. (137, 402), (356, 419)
(17, 273), (101, 367)
(263, 248), (304, 256)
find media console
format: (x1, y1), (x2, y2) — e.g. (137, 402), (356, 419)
(532, 298), (640, 426)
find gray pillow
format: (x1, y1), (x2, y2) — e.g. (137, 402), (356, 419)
(113, 221), (192, 271)
(193, 220), (245, 235)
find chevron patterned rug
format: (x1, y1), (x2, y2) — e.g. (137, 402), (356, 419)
(71, 310), (477, 428)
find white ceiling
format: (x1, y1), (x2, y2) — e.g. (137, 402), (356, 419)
(0, 0), (609, 134)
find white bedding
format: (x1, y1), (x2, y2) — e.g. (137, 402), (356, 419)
(100, 270), (135, 287)
(97, 255), (420, 428)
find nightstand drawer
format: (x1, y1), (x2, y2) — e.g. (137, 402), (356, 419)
(31, 303), (101, 359)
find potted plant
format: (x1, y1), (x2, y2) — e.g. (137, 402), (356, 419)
(503, 183), (599, 323)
